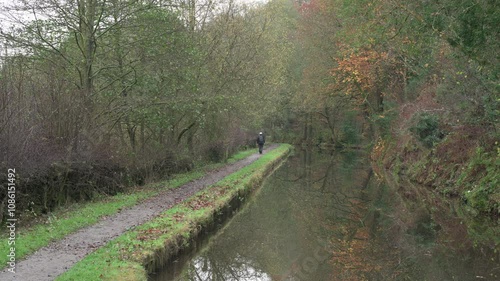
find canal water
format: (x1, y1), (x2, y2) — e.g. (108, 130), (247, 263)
(150, 148), (499, 281)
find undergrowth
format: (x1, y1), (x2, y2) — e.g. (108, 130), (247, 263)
(459, 145), (500, 215)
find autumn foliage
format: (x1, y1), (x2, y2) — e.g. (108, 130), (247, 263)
(330, 50), (390, 111)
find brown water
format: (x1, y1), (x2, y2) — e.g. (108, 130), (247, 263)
(150, 149), (499, 281)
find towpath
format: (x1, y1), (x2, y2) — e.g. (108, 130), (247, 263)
(0, 145), (277, 281)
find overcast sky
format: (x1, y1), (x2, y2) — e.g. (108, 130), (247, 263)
(0, 0), (269, 31)
(0, 0), (269, 56)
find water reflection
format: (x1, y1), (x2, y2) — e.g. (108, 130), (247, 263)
(183, 255), (272, 281)
(152, 149), (373, 281)
(151, 148), (499, 281)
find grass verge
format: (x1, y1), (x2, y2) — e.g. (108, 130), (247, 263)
(0, 147), (257, 267)
(56, 144), (292, 281)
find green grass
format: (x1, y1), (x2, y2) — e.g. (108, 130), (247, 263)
(227, 147), (258, 163)
(3, 192), (150, 261)
(56, 144), (292, 281)
(0, 147), (257, 268)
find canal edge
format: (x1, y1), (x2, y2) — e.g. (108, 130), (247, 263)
(143, 144), (293, 276)
(57, 144), (293, 281)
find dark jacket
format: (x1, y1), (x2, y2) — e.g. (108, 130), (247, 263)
(257, 134), (265, 145)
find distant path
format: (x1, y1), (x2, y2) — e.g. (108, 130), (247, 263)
(0, 145), (278, 281)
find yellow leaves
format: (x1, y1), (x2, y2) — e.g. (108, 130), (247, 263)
(342, 77), (353, 84)
(330, 49), (390, 101)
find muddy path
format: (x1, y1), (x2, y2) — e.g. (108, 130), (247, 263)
(0, 145), (277, 281)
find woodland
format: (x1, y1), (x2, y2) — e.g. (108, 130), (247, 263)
(0, 0), (498, 220)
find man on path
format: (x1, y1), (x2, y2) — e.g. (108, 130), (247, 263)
(256, 132), (265, 154)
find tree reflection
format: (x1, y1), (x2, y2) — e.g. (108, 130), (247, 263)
(182, 255), (271, 281)
(156, 149), (375, 281)
(154, 148), (500, 281)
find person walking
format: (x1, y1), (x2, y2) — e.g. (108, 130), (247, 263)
(256, 132), (265, 154)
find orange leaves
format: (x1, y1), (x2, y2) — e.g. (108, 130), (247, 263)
(331, 50), (389, 98)
(187, 196), (214, 210)
(298, 0), (329, 16)
(136, 228), (166, 241)
(185, 185), (231, 210)
(171, 213), (184, 222)
(371, 138), (386, 161)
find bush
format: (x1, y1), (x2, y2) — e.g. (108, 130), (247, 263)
(342, 123), (359, 145)
(461, 146), (500, 214)
(410, 113), (445, 148)
(10, 160), (129, 216)
(205, 141), (225, 163)
(152, 157), (193, 178)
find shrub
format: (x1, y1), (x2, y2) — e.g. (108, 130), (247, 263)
(205, 141), (225, 163)
(461, 146), (500, 214)
(410, 113), (445, 148)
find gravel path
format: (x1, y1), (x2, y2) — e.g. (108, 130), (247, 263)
(1, 146), (277, 281)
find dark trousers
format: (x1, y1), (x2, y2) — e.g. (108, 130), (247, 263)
(258, 143), (264, 154)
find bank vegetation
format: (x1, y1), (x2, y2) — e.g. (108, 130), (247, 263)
(1, 0), (498, 247)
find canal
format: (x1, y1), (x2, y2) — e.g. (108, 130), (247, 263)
(150, 148), (499, 281)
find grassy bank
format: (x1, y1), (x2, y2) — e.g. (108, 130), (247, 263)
(0, 148), (258, 267)
(374, 131), (499, 215)
(372, 128), (499, 249)
(56, 144), (292, 281)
